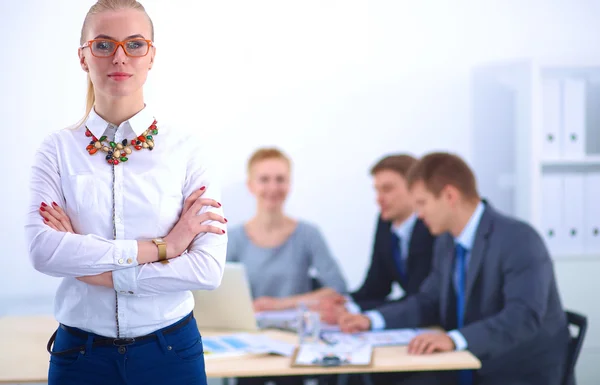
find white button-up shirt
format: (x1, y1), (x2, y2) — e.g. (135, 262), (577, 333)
(24, 106), (227, 338)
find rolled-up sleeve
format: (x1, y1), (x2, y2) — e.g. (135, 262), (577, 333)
(25, 133), (139, 278)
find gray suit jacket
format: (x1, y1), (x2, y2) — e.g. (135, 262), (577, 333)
(377, 203), (570, 384)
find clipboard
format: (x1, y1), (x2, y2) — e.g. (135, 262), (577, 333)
(290, 343), (374, 368)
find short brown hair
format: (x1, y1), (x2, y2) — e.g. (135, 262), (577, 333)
(247, 147), (291, 173)
(406, 152), (479, 200)
(370, 154), (417, 177)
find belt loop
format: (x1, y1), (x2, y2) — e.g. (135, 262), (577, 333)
(86, 334), (94, 353)
(155, 330), (169, 355)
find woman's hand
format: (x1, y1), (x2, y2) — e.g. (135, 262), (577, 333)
(163, 187), (227, 259)
(318, 293), (348, 324)
(39, 202), (75, 233)
(253, 296), (286, 312)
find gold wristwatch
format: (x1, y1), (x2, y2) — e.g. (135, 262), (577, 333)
(152, 238), (169, 264)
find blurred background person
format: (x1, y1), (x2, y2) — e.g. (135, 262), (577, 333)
(227, 147), (347, 311)
(319, 154), (435, 326)
(226, 147), (348, 385)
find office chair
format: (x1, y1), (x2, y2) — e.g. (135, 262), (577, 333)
(562, 310), (588, 385)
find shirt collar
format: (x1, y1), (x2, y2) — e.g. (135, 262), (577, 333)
(84, 105), (156, 139)
(455, 201), (485, 250)
(392, 212), (418, 241)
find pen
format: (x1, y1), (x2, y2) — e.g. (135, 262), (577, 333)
(319, 331), (336, 346)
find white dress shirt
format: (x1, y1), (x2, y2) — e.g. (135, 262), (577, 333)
(24, 106), (227, 338)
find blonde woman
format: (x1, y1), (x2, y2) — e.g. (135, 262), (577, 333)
(228, 148), (347, 311)
(25, 1), (226, 384)
(227, 148), (347, 385)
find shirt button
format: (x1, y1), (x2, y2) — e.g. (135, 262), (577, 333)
(120, 291), (126, 294)
(118, 258), (124, 264)
(128, 291), (134, 294)
(116, 216), (122, 224)
(127, 258), (133, 264)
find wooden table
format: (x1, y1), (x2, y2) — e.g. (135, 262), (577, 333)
(0, 315), (481, 383)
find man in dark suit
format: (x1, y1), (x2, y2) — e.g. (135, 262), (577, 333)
(339, 152), (570, 385)
(319, 154), (435, 324)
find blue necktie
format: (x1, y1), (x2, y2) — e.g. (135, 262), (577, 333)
(455, 243), (467, 328)
(390, 231), (405, 281)
(455, 243), (473, 385)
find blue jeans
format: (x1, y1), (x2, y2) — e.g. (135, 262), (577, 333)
(48, 312), (207, 385)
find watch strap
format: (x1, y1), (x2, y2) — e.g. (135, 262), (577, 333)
(153, 239), (169, 264)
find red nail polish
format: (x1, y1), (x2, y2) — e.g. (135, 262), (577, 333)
(224, 218), (228, 223)
(41, 202), (47, 207)
(221, 229), (226, 234)
(217, 202), (222, 207)
(40, 207), (46, 212)
(44, 218), (49, 222)
(200, 186), (206, 190)
(52, 202), (58, 206)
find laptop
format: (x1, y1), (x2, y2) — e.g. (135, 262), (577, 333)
(192, 262), (259, 331)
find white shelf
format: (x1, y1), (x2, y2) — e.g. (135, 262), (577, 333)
(473, 56), (600, 385)
(541, 156), (600, 167)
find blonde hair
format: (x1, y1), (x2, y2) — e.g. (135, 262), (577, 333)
(78, 0), (154, 126)
(247, 147), (291, 174)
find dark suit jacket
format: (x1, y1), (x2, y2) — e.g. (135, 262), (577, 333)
(350, 216), (435, 311)
(377, 203), (570, 385)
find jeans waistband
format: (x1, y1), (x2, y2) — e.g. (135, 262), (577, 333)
(48, 312), (194, 356)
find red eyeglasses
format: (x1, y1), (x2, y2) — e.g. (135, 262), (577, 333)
(81, 38), (154, 58)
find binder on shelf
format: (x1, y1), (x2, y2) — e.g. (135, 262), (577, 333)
(542, 78), (562, 158)
(541, 174), (565, 256)
(562, 174), (585, 255)
(585, 80), (600, 156)
(562, 78), (587, 158)
(583, 172), (600, 254)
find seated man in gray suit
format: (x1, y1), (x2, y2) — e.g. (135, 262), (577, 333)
(339, 152), (570, 385)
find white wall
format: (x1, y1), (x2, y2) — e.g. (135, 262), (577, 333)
(3, 0), (600, 383)
(2, 0), (600, 313)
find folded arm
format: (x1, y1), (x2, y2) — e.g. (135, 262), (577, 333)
(25, 134), (159, 277)
(112, 140), (227, 296)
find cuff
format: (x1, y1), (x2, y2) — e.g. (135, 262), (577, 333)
(364, 310), (386, 330)
(113, 240), (139, 268)
(344, 297), (362, 314)
(448, 330), (468, 350)
(113, 266), (140, 295)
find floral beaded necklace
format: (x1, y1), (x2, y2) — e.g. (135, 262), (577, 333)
(85, 119), (159, 165)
